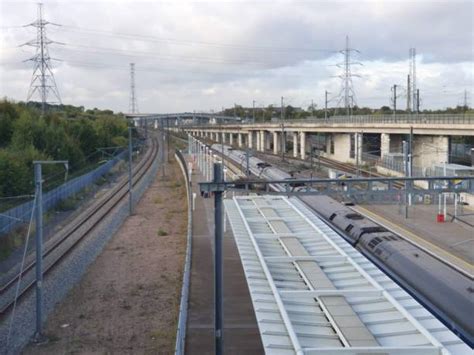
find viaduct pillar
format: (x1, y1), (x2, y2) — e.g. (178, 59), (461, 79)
(300, 131), (306, 160)
(293, 132), (298, 158)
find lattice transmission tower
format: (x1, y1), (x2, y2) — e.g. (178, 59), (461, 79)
(129, 63), (139, 114)
(24, 3), (62, 115)
(335, 35), (361, 116)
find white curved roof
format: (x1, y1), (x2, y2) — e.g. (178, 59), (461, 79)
(224, 195), (470, 354)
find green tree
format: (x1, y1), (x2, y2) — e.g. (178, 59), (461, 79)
(0, 100), (19, 147)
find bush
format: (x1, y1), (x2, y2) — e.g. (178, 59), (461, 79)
(157, 229), (168, 236)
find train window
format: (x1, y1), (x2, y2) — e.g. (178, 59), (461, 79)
(329, 213), (337, 221)
(368, 237), (383, 249)
(345, 213), (363, 220)
(361, 227), (386, 234)
(345, 224), (353, 232)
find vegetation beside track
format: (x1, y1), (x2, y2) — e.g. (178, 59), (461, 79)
(0, 100), (130, 200)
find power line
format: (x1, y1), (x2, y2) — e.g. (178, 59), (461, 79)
(56, 24), (336, 54)
(55, 43), (264, 66)
(23, 3), (62, 115)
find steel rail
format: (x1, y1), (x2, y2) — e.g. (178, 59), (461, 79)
(203, 139), (473, 278)
(0, 137), (159, 315)
(254, 150), (406, 188)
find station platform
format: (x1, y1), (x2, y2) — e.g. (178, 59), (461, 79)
(184, 164), (263, 354)
(351, 204), (474, 276)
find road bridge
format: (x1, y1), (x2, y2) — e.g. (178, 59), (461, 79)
(174, 114), (474, 180)
(126, 112), (241, 126)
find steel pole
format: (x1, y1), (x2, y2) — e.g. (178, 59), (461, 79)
(409, 126), (413, 206)
(325, 90), (328, 121)
(34, 163), (43, 340)
(213, 163), (224, 355)
(128, 127), (133, 214)
(403, 141), (409, 218)
(355, 133), (360, 177)
(252, 100), (255, 123)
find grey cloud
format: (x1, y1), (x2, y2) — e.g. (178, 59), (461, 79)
(0, 0), (472, 112)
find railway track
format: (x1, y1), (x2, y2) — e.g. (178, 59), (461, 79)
(185, 136), (473, 349)
(204, 140), (471, 275)
(181, 131), (406, 189)
(253, 150), (407, 189)
(0, 136), (159, 315)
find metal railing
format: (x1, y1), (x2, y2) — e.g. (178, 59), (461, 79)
(179, 113), (474, 127)
(293, 113), (474, 125)
(174, 149), (193, 355)
(379, 155), (428, 176)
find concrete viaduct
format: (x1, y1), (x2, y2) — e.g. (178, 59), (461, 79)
(130, 113), (474, 172)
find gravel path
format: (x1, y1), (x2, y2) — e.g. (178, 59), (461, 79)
(22, 158), (187, 354)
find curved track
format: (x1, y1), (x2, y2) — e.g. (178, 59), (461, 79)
(0, 136), (159, 315)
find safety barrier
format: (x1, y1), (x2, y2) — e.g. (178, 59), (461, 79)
(0, 151), (126, 236)
(174, 149), (193, 355)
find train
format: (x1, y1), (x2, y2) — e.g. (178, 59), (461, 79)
(212, 143), (474, 346)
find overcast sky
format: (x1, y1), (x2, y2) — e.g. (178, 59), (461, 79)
(0, 0), (472, 113)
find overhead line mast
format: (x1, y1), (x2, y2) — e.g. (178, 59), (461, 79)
(409, 48), (417, 112)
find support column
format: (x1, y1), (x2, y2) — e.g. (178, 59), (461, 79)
(260, 131), (265, 152)
(381, 133), (390, 159)
(356, 133), (362, 163)
(229, 133), (233, 146)
(413, 135), (449, 171)
(248, 132), (253, 149)
(273, 132), (279, 154)
(264, 131), (271, 150)
(221, 132), (226, 144)
(300, 131), (306, 160)
(293, 132), (298, 158)
(238, 133), (243, 147)
(256, 130), (261, 152)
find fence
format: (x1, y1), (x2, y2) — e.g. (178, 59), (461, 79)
(298, 113), (474, 125)
(180, 113), (474, 127)
(378, 155), (428, 177)
(0, 151), (126, 236)
(174, 149), (193, 355)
